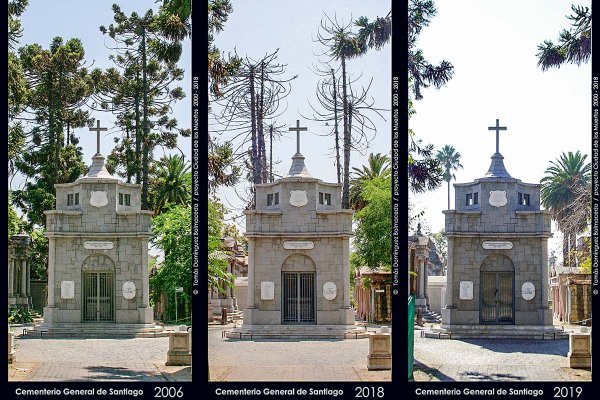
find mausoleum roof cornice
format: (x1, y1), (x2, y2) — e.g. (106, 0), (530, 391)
(244, 210), (283, 216)
(117, 211), (154, 216)
(244, 232), (353, 238)
(44, 232), (152, 238)
(317, 209), (354, 215)
(443, 232), (553, 238)
(256, 178), (342, 187)
(442, 210), (482, 215)
(44, 210), (83, 216)
(515, 210), (553, 215)
(454, 177), (543, 187)
(278, 176), (320, 183)
(55, 178), (141, 188)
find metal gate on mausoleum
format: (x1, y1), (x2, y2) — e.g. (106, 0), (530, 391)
(82, 255), (115, 322)
(480, 271), (514, 324)
(282, 272), (315, 324)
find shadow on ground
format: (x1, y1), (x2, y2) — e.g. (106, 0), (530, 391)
(413, 360), (454, 381)
(457, 339), (568, 356)
(459, 370), (525, 381)
(415, 359), (528, 382)
(81, 365), (162, 381)
(157, 366), (192, 382)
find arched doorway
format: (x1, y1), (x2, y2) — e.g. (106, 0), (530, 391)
(281, 254), (316, 324)
(480, 254), (514, 324)
(81, 255), (115, 322)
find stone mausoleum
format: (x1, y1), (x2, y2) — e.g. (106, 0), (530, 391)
(440, 119), (565, 339)
(227, 121), (365, 339)
(37, 122), (159, 335)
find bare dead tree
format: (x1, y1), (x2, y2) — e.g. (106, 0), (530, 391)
(314, 13), (391, 209)
(301, 60), (387, 187)
(210, 49), (297, 205)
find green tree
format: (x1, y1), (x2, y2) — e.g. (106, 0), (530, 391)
(8, 4), (29, 177)
(435, 145), (463, 210)
(208, 0), (241, 98)
(353, 173), (392, 270)
(150, 204), (192, 322)
(8, 0), (28, 50)
(8, 194), (23, 237)
(156, 0), (191, 42)
(354, 12), (392, 53)
(407, 1), (451, 194)
(27, 228), (48, 280)
(537, 5), (591, 71)
(12, 37), (94, 227)
(316, 12), (391, 209)
(349, 153), (390, 210)
(208, 139), (240, 194)
(430, 231), (447, 269)
(541, 151), (591, 268)
(207, 0), (242, 196)
(101, 4), (189, 210)
(149, 154), (191, 215)
(408, 0), (454, 100)
(208, 200), (235, 293)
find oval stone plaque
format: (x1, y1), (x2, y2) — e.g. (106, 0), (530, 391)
(122, 281), (136, 299)
(323, 282), (337, 300)
(521, 282), (535, 300)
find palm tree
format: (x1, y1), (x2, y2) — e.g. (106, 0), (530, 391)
(150, 154), (191, 215)
(435, 145), (463, 210)
(541, 151), (591, 268)
(349, 153), (391, 211)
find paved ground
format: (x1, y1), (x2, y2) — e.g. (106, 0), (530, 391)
(208, 324), (391, 381)
(8, 325), (191, 382)
(413, 326), (591, 382)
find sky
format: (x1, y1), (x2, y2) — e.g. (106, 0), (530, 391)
(12, 0), (192, 189)
(409, 0), (591, 260)
(211, 0), (392, 230)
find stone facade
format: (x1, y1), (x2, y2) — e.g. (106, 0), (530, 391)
(441, 135), (555, 335)
(426, 276), (447, 315)
(355, 267), (391, 323)
(242, 148), (354, 327)
(42, 152), (154, 327)
(209, 237), (247, 318)
(408, 233), (431, 310)
(8, 234), (32, 310)
(549, 272), (591, 324)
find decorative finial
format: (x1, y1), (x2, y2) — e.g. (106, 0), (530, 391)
(89, 119), (108, 155)
(288, 119), (307, 155)
(487, 118), (507, 154)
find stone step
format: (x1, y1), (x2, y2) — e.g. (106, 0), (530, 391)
(423, 331), (451, 339)
(438, 325), (570, 340)
(223, 324), (370, 340)
(224, 330), (370, 340)
(22, 323), (169, 338)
